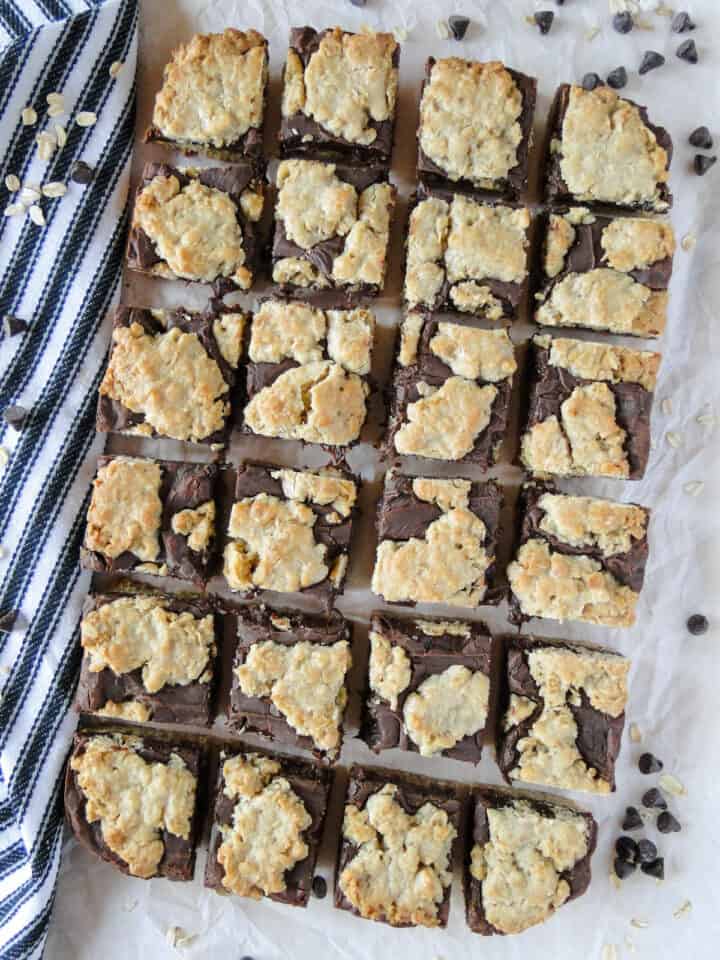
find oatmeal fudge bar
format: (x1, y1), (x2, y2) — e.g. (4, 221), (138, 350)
(97, 305), (247, 446)
(362, 612), (494, 763)
(507, 482), (650, 628)
(465, 787), (597, 934)
(334, 765), (462, 928)
(271, 159), (395, 301)
(535, 208), (675, 337)
(80, 455), (218, 584)
(145, 29), (268, 160)
(520, 334), (660, 480)
(385, 312), (516, 466)
(229, 605), (352, 760)
(544, 83), (673, 212)
(76, 592), (218, 726)
(65, 731), (202, 880)
(279, 27), (399, 163)
(404, 187), (531, 320)
(223, 461), (358, 606)
(205, 748), (331, 906)
(496, 634), (630, 793)
(242, 300), (374, 447)
(371, 471), (503, 609)
(417, 58), (536, 197)
(127, 162), (264, 294)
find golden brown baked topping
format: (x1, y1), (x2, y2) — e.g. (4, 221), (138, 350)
(601, 217), (675, 271)
(403, 666), (489, 756)
(85, 457), (162, 560)
(171, 500), (215, 553)
(281, 49), (305, 116)
(212, 312), (246, 367)
(332, 182), (394, 288)
(276, 159), (357, 249)
(411, 475), (471, 512)
(270, 468), (357, 517)
(414, 619), (471, 637)
(544, 214), (576, 278)
(404, 196), (450, 308)
(397, 312), (426, 367)
(272, 257), (329, 289)
(368, 631), (411, 709)
(95, 700), (152, 723)
(448, 282), (504, 319)
(326, 308), (375, 374)
(538, 492), (648, 557)
(430, 324), (516, 382)
(544, 335), (660, 391)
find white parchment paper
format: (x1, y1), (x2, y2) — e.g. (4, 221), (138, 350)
(47, 1), (720, 957)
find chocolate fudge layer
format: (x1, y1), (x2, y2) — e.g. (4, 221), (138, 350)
(404, 186), (530, 320)
(205, 749), (331, 907)
(520, 334), (660, 480)
(97, 304), (247, 446)
(223, 461), (358, 606)
(544, 84), (673, 212)
(362, 612), (494, 763)
(417, 58), (536, 197)
(127, 162), (264, 295)
(76, 592), (217, 725)
(385, 312), (516, 465)
(242, 300), (374, 447)
(230, 605), (352, 759)
(279, 27), (400, 162)
(334, 765), (462, 928)
(65, 731), (202, 880)
(271, 159), (395, 301)
(535, 208), (675, 337)
(466, 787), (597, 934)
(145, 29), (268, 160)
(496, 634), (629, 793)
(80, 455), (218, 585)
(371, 471), (503, 608)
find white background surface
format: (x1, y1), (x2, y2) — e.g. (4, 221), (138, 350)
(46, 1), (720, 958)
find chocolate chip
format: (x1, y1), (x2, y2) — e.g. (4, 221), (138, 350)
(672, 11), (696, 33)
(2, 404), (28, 430)
(582, 72), (603, 91)
(534, 11), (555, 34)
(70, 161), (95, 185)
(614, 857), (636, 879)
(642, 788), (668, 810)
(2, 315), (27, 338)
(622, 806), (644, 831)
(448, 15), (470, 40)
(677, 39), (698, 64)
(639, 51), (665, 75)
(312, 875), (327, 898)
(641, 857), (664, 880)
(657, 811), (681, 834)
(637, 838), (658, 864)
(689, 127), (713, 150)
(694, 154), (717, 176)
(0, 611), (18, 633)
(613, 12), (634, 34)
(687, 613), (710, 634)
(639, 752), (663, 774)
(616, 836), (639, 862)
(606, 66), (628, 89)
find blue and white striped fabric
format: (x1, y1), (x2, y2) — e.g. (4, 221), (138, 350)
(0, 1), (138, 956)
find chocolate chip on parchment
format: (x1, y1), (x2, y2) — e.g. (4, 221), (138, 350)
(607, 66), (628, 89)
(641, 857), (664, 880)
(694, 155), (716, 175)
(677, 39), (698, 64)
(672, 11), (696, 33)
(312, 875), (327, 899)
(2, 405), (28, 430)
(639, 51), (665, 75)
(613, 12), (634, 34)
(616, 836), (639, 862)
(642, 788), (668, 810)
(637, 839), (658, 864)
(70, 161), (95, 185)
(657, 811), (682, 834)
(0, 611), (18, 633)
(687, 613), (710, 634)
(2, 315), (27, 338)
(614, 857), (636, 879)
(639, 753), (663, 774)
(582, 72), (603, 91)
(622, 806), (644, 831)
(689, 127), (713, 150)
(448, 15), (470, 40)
(534, 11), (555, 34)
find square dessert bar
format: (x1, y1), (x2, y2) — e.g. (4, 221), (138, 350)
(229, 605), (352, 760)
(242, 300), (374, 447)
(127, 161), (264, 294)
(385, 312), (516, 466)
(465, 787), (597, 935)
(404, 187), (531, 320)
(334, 765), (462, 928)
(65, 731), (202, 880)
(496, 634), (630, 793)
(371, 471), (503, 609)
(145, 29), (268, 160)
(205, 748), (331, 906)
(223, 461), (358, 606)
(76, 591), (218, 726)
(417, 58), (537, 197)
(520, 334), (660, 480)
(535, 208), (675, 338)
(279, 27), (400, 162)
(545, 83), (673, 212)
(271, 159), (396, 301)
(507, 482), (650, 628)
(362, 612), (494, 762)
(97, 304), (247, 446)
(80, 455), (218, 585)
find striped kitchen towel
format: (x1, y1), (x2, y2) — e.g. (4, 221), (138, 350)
(0, 0), (138, 956)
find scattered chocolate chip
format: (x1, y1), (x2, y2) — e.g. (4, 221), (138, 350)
(657, 811), (682, 834)
(642, 788), (668, 810)
(694, 154), (717, 175)
(637, 838), (658, 863)
(606, 66), (628, 89)
(689, 127), (713, 150)
(2, 315), (27, 338)
(582, 72), (603, 91)
(311, 875), (327, 898)
(622, 806), (644, 831)
(613, 12), (634, 34)
(555, 0), (565, 4)
(641, 857), (664, 880)
(677, 39), (698, 63)
(639, 51), (665, 75)
(70, 161), (95, 185)
(448, 15), (470, 40)
(2, 405), (28, 430)
(672, 11), (695, 33)
(639, 753), (663, 774)
(687, 613), (710, 634)
(0, 611), (18, 633)
(614, 857), (636, 879)
(616, 836), (639, 862)
(534, 11), (555, 34)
